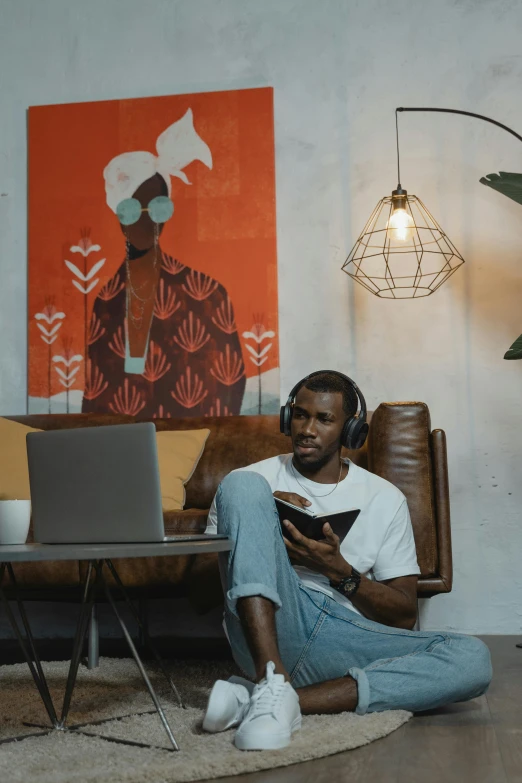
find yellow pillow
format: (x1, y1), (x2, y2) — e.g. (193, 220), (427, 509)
(155, 429), (210, 510)
(0, 418), (210, 511)
(0, 417), (41, 500)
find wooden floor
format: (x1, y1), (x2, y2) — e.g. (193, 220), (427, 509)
(212, 636), (522, 783)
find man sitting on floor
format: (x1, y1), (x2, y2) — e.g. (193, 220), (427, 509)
(202, 370), (492, 751)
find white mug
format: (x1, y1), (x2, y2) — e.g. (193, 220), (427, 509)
(0, 500), (31, 545)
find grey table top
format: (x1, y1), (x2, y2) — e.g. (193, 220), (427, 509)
(0, 537), (231, 562)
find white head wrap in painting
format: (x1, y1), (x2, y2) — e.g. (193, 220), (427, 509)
(103, 108), (212, 213)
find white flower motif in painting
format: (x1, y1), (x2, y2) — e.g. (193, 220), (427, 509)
(52, 350), (83, 389)
(34, 303), (65, 345)
(64, 230), (106, 295)
(242, 322), (275, 367)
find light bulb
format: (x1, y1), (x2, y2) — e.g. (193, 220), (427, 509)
(386, 188), (415, 242)
(386, 208), (415, 241)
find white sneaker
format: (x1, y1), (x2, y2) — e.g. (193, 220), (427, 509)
(234, 662), (301, 751)
(202, 675), (254, 733)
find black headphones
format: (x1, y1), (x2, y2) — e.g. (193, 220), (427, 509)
(279, 370), (369, 450)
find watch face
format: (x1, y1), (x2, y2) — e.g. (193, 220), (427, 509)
(341, 579), (357, 596)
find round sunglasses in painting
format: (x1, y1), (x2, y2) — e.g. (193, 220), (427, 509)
(116, 196), (174, 226)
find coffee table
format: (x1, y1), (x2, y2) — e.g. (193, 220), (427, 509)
(0, 538), (231, 751)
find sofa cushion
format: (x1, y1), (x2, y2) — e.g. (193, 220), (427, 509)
(156, 429), (210, 510)
(0, 417), (42, 500)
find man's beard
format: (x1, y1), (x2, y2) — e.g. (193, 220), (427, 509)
(292, 446), (338, 475)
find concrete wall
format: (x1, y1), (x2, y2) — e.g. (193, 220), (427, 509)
(1, 0), (522, 633)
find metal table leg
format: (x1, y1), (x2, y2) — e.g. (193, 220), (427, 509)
(105, 559), (184, 708)
(87, 604), (99, 669)
(60, 561), (101, 727)
(100, 562), (180, 751)
(0, 562), (59, 727)
(58, 560), (180, 750)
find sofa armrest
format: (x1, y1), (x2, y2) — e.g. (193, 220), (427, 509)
(430, 429), (453, 593)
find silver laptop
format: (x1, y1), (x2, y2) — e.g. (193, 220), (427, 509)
(26, 422), (221, 544)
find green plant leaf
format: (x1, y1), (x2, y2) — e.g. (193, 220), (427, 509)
(504, 334), (522, 360)
(480, 171), (522, 206)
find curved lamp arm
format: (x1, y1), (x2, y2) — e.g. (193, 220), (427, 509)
(396, 107), (522, 144)
(393, 106), (522, 187)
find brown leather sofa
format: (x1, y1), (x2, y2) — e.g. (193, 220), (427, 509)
(6, 401), (452, 612)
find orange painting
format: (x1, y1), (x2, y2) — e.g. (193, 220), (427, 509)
(28, 87), (279, 417)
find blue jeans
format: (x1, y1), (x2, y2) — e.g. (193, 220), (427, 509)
(216, 471), (492, 714)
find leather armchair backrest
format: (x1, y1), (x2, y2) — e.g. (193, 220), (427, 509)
(367, 402), (438, 577)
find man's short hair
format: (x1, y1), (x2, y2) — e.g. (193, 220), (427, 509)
(302, 372), (358, 418)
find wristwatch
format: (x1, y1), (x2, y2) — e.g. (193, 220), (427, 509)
(330, 567), (361, 598)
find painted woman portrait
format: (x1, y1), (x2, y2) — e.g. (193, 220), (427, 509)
(82, 109), (246, 417)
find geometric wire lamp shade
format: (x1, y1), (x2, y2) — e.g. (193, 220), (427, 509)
(341, 191), (465, 299)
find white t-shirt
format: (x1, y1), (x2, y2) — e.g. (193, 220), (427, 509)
(206, 455), (420, 616)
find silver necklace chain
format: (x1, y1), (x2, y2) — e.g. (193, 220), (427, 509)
(126, 261), (156, 330)
(290, 458), (344, 498)
(125, 228), (159, 330)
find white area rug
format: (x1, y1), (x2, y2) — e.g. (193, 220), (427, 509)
(0, 657), (411, 782)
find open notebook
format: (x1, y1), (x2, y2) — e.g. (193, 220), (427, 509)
(274, 497), (360, 542)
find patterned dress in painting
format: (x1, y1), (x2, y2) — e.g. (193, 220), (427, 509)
(82, 253), (246, 417)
